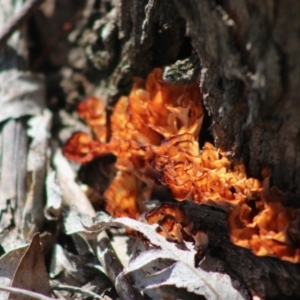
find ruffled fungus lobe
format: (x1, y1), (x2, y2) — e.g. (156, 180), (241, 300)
(77, 96), (107, 142)
(151, 134), (261, 210)
(143, 203), (208, 250)
(228, 185), (300, 263)
(63, 68), (300, 263)
(104, 171), (141, 218)
(64, 68), (203, 219)
(63, 132), (109, 164)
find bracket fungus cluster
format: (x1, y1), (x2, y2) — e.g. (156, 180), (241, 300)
(64, 68), (300, 263)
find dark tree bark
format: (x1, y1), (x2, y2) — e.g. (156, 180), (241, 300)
(173, 0), (300, 208)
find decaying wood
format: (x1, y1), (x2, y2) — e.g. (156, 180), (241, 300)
(67, 0), (187, 106)
(0, 0), (29, 240)
(182, 201), (300, 298)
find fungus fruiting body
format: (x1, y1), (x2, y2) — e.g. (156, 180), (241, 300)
(64, 68), (300, 263)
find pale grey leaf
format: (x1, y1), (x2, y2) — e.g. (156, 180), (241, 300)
(142, 262), (243, 300)
(45, 170), (62, 220)
(53, 149), (95, 217)
(64, 205), (94, 236)
(82, 216), (246, 300)
(23, 109), (52, 240)
(0, 70), (45, 123)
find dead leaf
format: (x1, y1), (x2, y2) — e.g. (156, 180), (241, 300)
(53, 148), (95, 217)
(52, 155), (141, 298)
(126, 251), (241, 300)
(49, 244), (105, 286)
(50, 283), (108, 300)
(68, 211), (247, 300)
(110, 235), (132, 267)
(10, 233), (51, 300)
(0, 228), (27, 254)
(0, 70), (45, 123)
(0, 245), (28, 299)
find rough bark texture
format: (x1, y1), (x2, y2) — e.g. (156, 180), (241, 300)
(174, 0), (300, 207)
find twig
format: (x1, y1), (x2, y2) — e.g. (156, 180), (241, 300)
(51, 283), (110, 300)
(0, 286), (52, 300)
(0, 0), (45, 48)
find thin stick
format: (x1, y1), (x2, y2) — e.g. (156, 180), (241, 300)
(0, 0), (45, 48)
(0, 286), (52, 300)
(51, 283), (109, 300)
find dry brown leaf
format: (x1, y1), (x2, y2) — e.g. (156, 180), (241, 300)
(10, 233), (51, 300)
(0, 245), (28, 299)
